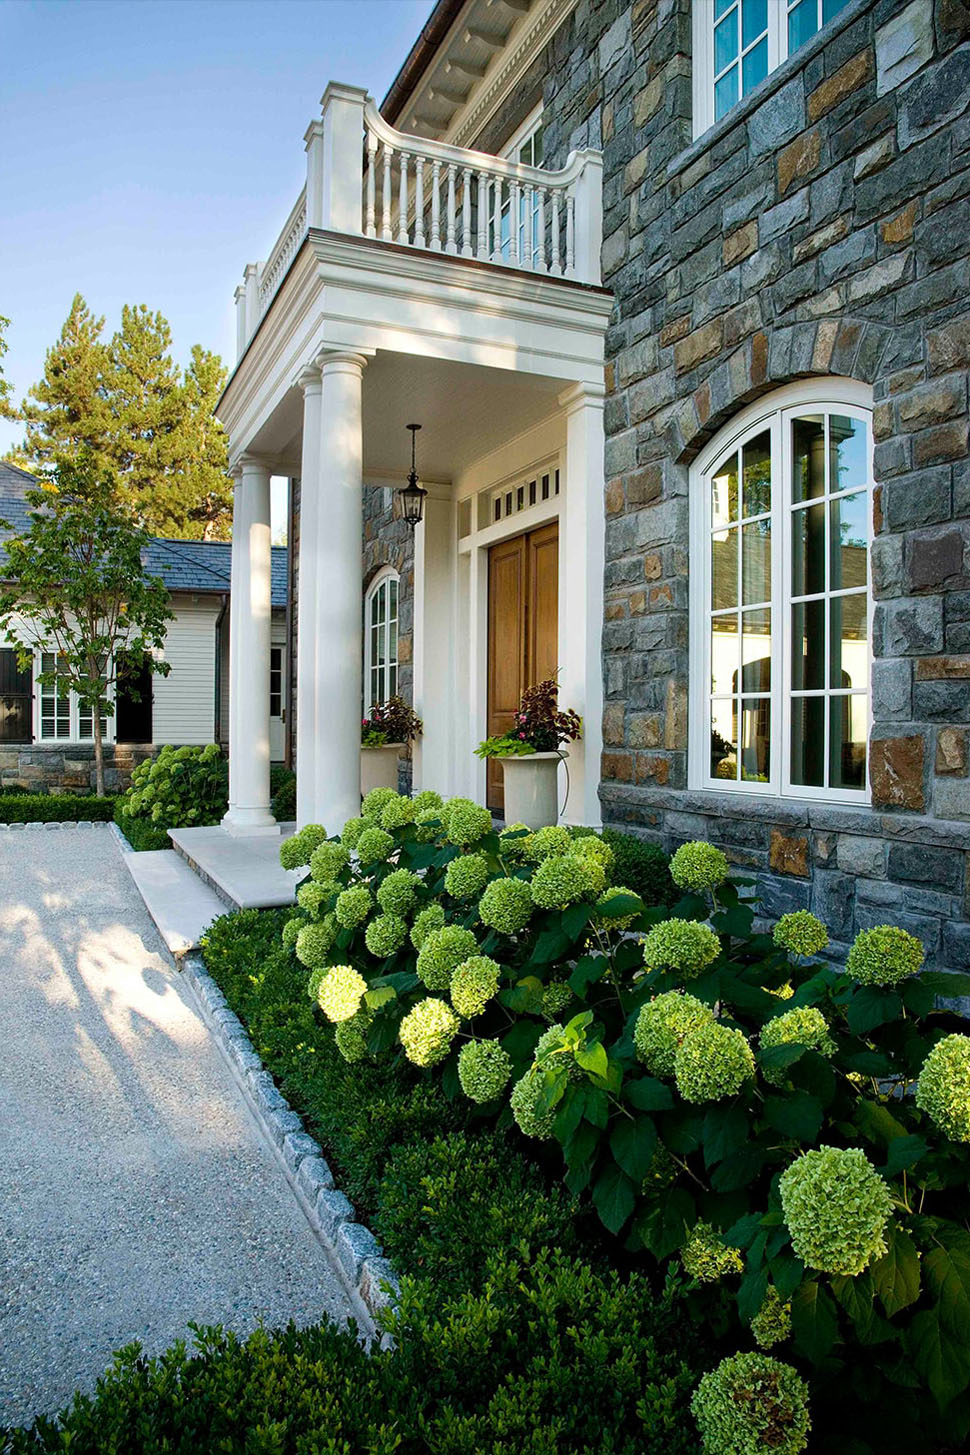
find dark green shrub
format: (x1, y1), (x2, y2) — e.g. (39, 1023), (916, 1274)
(600, 827), (676, 907)
(270, 768), (296, 821)
(0, 792), (118, 823)
(114, 812), (170, 850)
(114, 744), (227, 849)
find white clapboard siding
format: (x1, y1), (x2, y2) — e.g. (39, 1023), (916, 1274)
(152, 598), (221, 745)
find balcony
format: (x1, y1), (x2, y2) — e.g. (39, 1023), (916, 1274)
(234, 82), (603, 357)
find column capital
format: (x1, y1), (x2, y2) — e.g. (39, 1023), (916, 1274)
(558, 379), (606, 413)
(237, 451), (273, 478)
(296, 360), (322, 393)
(319, 349), (371, 377)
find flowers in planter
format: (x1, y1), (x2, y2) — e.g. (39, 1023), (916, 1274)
(474, 678), (582, 758)
(361, 696), (423, 748)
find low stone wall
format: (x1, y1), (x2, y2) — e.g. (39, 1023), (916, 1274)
(0, 743), (157, 794)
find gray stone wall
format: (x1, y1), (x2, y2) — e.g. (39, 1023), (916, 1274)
(533, 0), (970, 967)
(0, 742), (156, 794)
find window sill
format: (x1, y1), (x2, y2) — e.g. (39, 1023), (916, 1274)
(669, 0), (873, 182)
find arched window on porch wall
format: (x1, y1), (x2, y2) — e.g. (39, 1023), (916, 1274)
(363, 566), (400, 715)
(688, 379), (874, 802)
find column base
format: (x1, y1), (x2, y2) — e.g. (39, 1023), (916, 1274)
(221, 807), (280, 837)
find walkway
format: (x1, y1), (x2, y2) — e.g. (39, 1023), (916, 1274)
(0, 823), (352, 1430)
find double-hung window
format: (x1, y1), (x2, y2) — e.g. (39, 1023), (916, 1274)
(494, 106), (544, 266)
(364, 570), (399, 713)
(690, 384), (873, 801)
(693, 0), (853, 136)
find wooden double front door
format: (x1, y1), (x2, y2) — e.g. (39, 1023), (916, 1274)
(486, 521), (559, 812)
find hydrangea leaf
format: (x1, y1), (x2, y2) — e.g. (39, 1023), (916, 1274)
(635, 1186), (694, 1259)
(763, 1093), (824, 1144)
(768, 1250), (807, 1301)
(758, 1041), (811, 1074)
(871, 1229), (922, 1319)
(711, 1145), (769, 1194)
(830, 1270), (894, 1346)
(583, 1086), (609, 1128)
(854, 1099), (909, 1147)
(906, 1308), (970, 1407)
(883, 1134), (930, 1176)
(500, 1019), (544, 1065)
(787, 972), (830, 1008)
(562, 1120), (599, 1174)
(574, 1041), (609, 1080)
(848, 985), (903, 1035)
(593, 1163), (636, 1234)
(371, 970), (420, 993)
(610, 1115), (657, 1183)
(702, 1103), (750, 1169)
(626, 1076), (674, 1112)
(561, 901), (593, 941)
(364, 986), (397, 1011)
(596, 891), (642, 919)
(924, 1242), (970, 1340)
(568, 954), (608, 999)
(663, 1108), (704, 1155)
(737, 1264), (769, 1325)
(791, 1280), (839, 1364)
(919, 971), (970, 997)
(530, 927), (573, 966)
(503, 976), (545, 1013)
(553, 1087), (586, 1143)
(710, 903), (756, 939)
(900, 976), (936, 1019)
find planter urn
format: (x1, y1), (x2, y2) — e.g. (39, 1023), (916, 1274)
(497, 751), (563, 829)
(360, 744), (401, 797)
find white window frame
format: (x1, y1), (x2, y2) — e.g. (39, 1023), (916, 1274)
(364, 567), (400, 714)
(692, 0), (851, 139)
(688, 379), (874, 803)
(33, 649), (114, 744)
(499, 103), (544, 266)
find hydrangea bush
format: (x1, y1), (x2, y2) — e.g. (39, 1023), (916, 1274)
(278, 802), (970, 1451)
(115, 743), (227, 846)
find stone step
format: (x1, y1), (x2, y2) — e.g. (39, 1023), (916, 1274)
(168, 823), (300, 911)
(121, 848), (227, 957)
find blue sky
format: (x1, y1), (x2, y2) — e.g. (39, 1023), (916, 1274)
(0, 0), (435, 529)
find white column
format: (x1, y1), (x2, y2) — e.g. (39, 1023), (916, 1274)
(223, 454), (276, 833)
(298, 351), (368, 833)
(234, 283), (247, 359)
(295, 361), (323, 827)
(306, 83), (368, 233)
(412, 488), (456, 797)
(559, 382), (606, 828)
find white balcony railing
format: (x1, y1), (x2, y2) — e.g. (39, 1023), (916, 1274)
(235, 82), (603, 357)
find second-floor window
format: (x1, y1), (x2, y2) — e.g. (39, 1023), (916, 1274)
(693, 0), (852, 136)
(496, 106), (544, 266)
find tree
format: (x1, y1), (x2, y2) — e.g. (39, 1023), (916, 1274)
(0, 455), (173, 796)
(0, 314), (16, 421)
(8, 296), (233, 539)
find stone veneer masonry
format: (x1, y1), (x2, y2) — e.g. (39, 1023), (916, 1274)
(0, 742), (156, 795)
(528, 0), (970, 968)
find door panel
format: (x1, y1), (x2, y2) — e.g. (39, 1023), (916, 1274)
(486, 522), (559, 813)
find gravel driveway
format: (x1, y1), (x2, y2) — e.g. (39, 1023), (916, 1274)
(0, 823), (353, 1430)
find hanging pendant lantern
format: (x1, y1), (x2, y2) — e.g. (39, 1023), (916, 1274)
(400, 423), (426, 528)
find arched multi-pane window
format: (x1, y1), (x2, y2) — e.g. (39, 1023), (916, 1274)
(364, 569), (399, 713)
(689, 382), (873, 800)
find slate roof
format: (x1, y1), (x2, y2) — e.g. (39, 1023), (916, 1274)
(0, 483), (287, 607)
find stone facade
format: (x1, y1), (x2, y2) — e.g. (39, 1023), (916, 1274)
(0, 742), (157, 795)
(523, 0), (970, 967)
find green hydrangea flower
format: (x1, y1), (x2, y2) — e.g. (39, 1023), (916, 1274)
(457, 1038), (513, 1102)
(634, 991), (715, 1077)
(316, 964), (368, 1023)
(594, 885), (643, 930)
(691, 1353), (810, 1455)
(533, 1022), (585, 1084)
(335, 884), (372, 930)
(443, 796), (493, 846)
(847, 925), (925, 987)
(779, 1145), (893, 1275)
(509, 1068), (556, 1140)
(530, 853), (601, 909)
(376, 867), (420, 917)
(399, 997), (460, 1067)
(416, 925), (480, 991)
(297, 881), (332, 917)
(498, 823), (532, 861)
(915, 1033), (970, 1142)
(361, 787), (398, 822)
(450, 955), (501, 1019)
(279, 824), (329, 871)
(412, 789), (443, 816)
(414, 807), (443, 843)
(760, 1007), (836, 1085)
(642, 918), (721, 978)
(444, 853), (490, 901)
(307, 966), (327, 1001)
(381, 795), (415, 830)
(282, 915), (305, 950)
(669, 841), (729, 894)
(525, 825), (572, 862)
(542, 980), (573, 1016)
(773, 911), (829, 959)
(479, 876), (533, 934)
(341, 817), (366, 850)
(675, 1021), (755, 1104)
(680, 1222), (744, 1282)
(751, 1287), (792, 1350)
(571, 833), (615, 877)
(309, 841), (350, 883)
(295, 921), (336, 970)
(334, 1010), (371, 1063)
(356, 826), (395, 865)
(364, 913), (408, 959)
(410, 902), (446, 950)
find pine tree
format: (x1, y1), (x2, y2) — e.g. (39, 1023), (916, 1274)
(0, 314), (15, 420)
(15, 294), (111, 470)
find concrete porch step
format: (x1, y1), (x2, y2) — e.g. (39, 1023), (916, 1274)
(168, 823), (301, 912)
(122, 848), (227, 957)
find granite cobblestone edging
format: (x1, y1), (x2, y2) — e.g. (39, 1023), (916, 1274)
(179, 949), (400, 1341)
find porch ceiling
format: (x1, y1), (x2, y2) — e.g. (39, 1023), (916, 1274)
(267, 352), (566, 482)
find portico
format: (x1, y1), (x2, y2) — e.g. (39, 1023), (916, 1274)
(218, 81), (610, 836)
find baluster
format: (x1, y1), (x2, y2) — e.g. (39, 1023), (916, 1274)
(551, 189), (562, 275)
(365, 130), (377, 238)
(535, 186), (547, 273)
(565, 193), (576, 278)
(509, 180), (520, 264)
(445, 163), (458, 255)
(492, 174), (502, 262)
(381, 143), (393, 243)
(477, 172), (489, 258)
(523, 184), (534, 269)
(428, 159), (441, 250)
(398, 151), (410, 246)
(460, 167), (473, 257)
(413, 156), (426, 248)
